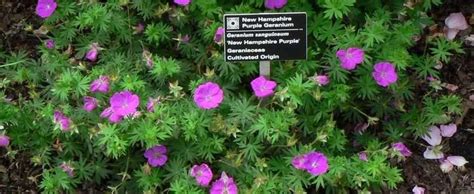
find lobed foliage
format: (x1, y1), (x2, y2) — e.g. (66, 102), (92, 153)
(0, 0), (463, 193)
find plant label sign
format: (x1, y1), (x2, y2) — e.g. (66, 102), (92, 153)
(224, 12), (307, 62)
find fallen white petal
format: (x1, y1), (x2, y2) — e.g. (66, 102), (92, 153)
(447, 156), (468, 167)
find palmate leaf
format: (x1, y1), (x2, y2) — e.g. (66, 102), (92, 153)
(320, 0), (356, 19)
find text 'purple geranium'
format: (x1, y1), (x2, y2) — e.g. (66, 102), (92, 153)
(144, 145), (168, 167)
(336, 47), (365, 70)
(190, 163), (213, 187)
(36, 0), (57, 18)
(193, 82), (224, 110)
(372, 62), (398, 87)
(250, 76), (277, 98)
(210, 172), (238, 194)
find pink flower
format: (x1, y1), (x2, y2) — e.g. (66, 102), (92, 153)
(100, 107), (123, 123)
(440, 123), (457, 137)
(110, 91), (140, 116)
(391, 142), (412, 157)
(174, 0), (191, 6)
(53, 111), (72, 131)
(264, 0), (287, 9)
(90, 76), (110, 93)
(250, 76), (277, 98)
(336, 47), (365, 70)
(303, 152), (329, 176)
(60, 162), (74, 177)
(291, 154), (308, 170)
(358, 151), (368, 162)
(36, 0), (57, 18)
(447, 156), (468, 167)
(144, 145), (168, 167)
(45, 39), (55, 49)
(372, 62), (398, 87)
(440, 159), (454, 173)
(0, 135), (10, 147)
(210, 172), (238, 194)
(444, 13), (469, 40)
(312, 74), (330, 86)
(214, 27), (224, 44)
(412, 185), (425, 194)
(86, 43), (100, 61)
(83, 96), (98, 112)
(146, 97), (160, 112)
(190, 163), (213, 187)
(422, 126), (442, 146)
(193, 82), (224, 110)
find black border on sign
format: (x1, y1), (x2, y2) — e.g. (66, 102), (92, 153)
(223, 12), (308, 62)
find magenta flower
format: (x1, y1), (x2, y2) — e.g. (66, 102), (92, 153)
(312, 74), (330, 86)
(100, 107), (123, 123)
(83, 96), (98, 112)
(146, 97), (160, 112)
(45, 39), (55, 49)
(336, 47), (365, 70)
(304, 152), (329, 176)
(412, 185), (425, 194)
(210, 172), (238, 194)
(440, 123), (457, 137)
(53, 111), (72, 131)
(90, 76), (110, 93)
(291, 154), (308, 170)
(60, 162), (74, 177)
(372, 62), (398, 87)
(174, 0), (191, 6)
(358, 151), (368, 162)
(36, 0), (57, 18)
(0, 135), (10, 147)
(190, 163), (213, 187)
(264, 0), (287, 9)
(391, 142), (412, 157)
(110, 91), (140, 116)
(86, 43), (100, 61)
(444, 13), (469, 40)
(144, 145), (168, 167)
(193, 82), (224, 110)
(214, 27), (225, 44)
(250, 76), (277, 98)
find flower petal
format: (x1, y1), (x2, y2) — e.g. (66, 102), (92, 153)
(447, 156), (468, 167)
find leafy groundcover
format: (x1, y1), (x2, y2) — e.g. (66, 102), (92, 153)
(0, 0), (468, 193)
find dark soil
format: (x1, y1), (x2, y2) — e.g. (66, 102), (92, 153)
(1, 0), (474, 193)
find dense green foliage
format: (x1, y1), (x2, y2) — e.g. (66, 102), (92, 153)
(0, 0), (463, 193)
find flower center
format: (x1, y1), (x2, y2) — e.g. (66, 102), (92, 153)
(154, 152), (162, 159)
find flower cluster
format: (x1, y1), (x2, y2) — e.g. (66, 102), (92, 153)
(421, 124), (457, 159)
(292, 151), (329, 176)
(337, 48), (398, 87)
